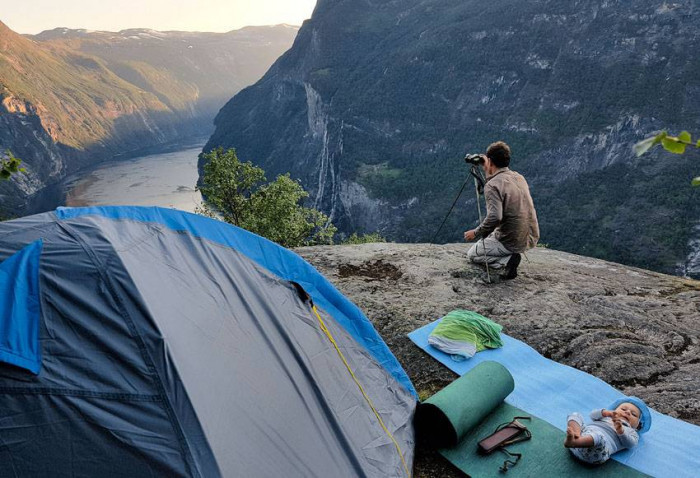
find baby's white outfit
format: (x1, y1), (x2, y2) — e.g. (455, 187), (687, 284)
(567, 409), (639, 464)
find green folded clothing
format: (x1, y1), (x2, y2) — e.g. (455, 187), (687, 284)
(428, 310), (503, 360)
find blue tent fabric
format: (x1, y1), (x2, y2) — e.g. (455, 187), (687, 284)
(0, 207), (416, 477)
(56, 206), (416, 398)
(0, 239), (42, 374)
(409, 319), (700, 478)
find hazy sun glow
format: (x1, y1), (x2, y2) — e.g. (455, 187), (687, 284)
(2, 0), (317, 34)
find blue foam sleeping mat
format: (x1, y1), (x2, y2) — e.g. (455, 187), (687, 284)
(409, 320), (700, 478)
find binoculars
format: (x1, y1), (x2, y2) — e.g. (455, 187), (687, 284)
(464, 154), (486, 165)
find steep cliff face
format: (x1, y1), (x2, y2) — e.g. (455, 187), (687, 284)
(0, 22), (297, 213)
(206, 0), (700, 276)
(297, 242), (700, 476)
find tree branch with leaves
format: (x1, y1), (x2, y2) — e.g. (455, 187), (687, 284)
(634, 131), (700, 186)
(0, 150), (25, 180)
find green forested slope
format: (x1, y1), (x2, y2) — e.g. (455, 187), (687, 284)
(33, 25), (298, 120)
(1, 21), (170, 149)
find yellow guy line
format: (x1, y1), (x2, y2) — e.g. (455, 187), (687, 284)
(311, 305), (412, 478)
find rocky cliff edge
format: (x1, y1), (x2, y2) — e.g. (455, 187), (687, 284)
(297, 243), (700, 476)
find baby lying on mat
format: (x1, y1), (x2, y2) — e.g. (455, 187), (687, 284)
(564, 396), (652, 465)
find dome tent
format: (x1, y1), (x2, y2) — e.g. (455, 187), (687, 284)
(0, 206), (416, 477)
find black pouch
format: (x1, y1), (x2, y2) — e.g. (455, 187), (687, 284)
(477, 416), (532, 473)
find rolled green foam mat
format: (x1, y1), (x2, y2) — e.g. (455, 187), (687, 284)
(415, 361), (514, 448)
(415, 361), (649, 477)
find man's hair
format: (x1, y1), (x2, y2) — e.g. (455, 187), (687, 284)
(486, 141), (511, 168)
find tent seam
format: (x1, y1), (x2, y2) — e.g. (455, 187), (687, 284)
(55, 221), (201, 478)
(0, 221), (55, 241)
(0, 387), (161, 401)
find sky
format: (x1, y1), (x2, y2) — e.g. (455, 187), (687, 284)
(1, 0), (317, 34)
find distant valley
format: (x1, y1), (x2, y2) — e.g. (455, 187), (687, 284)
(0, 21), (297, 213)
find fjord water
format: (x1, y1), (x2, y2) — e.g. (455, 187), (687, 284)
(64, 141), (204, 213)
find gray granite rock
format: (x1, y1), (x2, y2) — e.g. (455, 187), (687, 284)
(297, 243), (700, 477)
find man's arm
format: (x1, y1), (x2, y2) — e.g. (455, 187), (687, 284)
(474, 185), (503, 239)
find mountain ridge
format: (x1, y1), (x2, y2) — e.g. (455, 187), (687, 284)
(29, 23), (300, 125)
(32, 24), (299, 39)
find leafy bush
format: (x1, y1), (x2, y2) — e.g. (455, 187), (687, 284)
(196, 147), (337, 247)
(342, 233), (387, 245)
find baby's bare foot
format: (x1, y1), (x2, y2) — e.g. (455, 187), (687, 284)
(564, 427), (577, 447)
(564, 420), (581, 447)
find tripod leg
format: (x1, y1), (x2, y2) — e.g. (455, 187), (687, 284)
(474, 177), (492, 283)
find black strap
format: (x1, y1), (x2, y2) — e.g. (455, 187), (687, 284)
(492, 417), (532, 473)
(498, 448), (522, 473)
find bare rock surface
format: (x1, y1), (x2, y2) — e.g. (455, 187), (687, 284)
(296, 243), (700, 477)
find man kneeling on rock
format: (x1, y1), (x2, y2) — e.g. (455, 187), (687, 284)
(463, 141), (539, 280)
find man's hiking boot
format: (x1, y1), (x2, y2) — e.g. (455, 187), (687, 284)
(501, 253), (521, 280)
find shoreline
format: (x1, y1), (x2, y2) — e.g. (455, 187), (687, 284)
(24, 134), (208, 215)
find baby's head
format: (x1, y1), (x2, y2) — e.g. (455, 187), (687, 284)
(614, 402), (641, 429)
(608, 396), (652, 434)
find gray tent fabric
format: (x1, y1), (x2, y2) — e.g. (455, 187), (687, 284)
(0, 208), (416, 477)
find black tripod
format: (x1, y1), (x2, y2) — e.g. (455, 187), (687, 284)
(432, 164), (492, 282)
